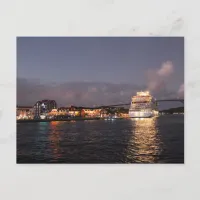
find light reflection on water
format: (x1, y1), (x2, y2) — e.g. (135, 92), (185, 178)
(17, 116), (184, 163)
(49, 121), (64, 161)
(126, 117), (162, 163)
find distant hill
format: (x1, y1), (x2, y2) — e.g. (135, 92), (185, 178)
(160, 107), (184, 114)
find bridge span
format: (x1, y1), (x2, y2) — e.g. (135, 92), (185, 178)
(95, 99), (184, 108)
(156, 99), (184, 104)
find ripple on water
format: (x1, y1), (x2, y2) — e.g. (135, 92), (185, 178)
(17, 116), (184, 163)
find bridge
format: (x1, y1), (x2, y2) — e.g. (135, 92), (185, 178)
(156, 99), (184, 104)
(95, 99), (184, 108)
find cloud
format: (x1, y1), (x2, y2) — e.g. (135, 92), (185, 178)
(17, 78), (144, 107)
(157, 61), (174, 77)
(178, 83), (184, 98)
(147, 61), (174, 93)
(17, 78), (181, 109)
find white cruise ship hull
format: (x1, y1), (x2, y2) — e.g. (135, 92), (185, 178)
(129, 111), (158, 118)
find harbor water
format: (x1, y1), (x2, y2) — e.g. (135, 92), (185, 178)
(17, 115), (184, 163)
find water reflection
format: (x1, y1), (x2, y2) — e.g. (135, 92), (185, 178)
(49, 121), (63, 160)
(17, 116), (184, 163)
(126, 117), (162, 163)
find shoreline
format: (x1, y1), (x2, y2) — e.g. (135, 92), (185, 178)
(17, 117), (130, 123)
(16, 115), (183, 123)
(17, 117), (102, 123)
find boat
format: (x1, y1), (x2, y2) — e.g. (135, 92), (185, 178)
(129, 91), (159, 118)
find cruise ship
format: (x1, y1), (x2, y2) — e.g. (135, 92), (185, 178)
(129, 91), (159, 118)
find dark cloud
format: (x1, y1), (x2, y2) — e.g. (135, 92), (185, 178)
(17, 78), (179, 108)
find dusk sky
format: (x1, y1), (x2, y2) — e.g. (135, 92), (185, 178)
(17, 37), (184, 109)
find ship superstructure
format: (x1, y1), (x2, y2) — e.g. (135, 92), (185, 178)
(129, 91), (158, 118)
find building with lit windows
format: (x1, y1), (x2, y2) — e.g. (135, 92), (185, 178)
(82, 108), (102, 117)
(17, 106), (34, 120)
(33, 100), (57, 118)
(47, 108), (71, 118)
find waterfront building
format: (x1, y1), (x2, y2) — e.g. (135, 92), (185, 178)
(58, 107), (70, 113)
(47, 109), (59, 117)
(17, 103), (109, 119)
(47, 106), (82, 118)
(99, 109), (108, 118)
(17, 106), (33, 119)
(66, 106), (81, 117)
(82, 108), (102, 117)
(33, 100), (57, 118)
(57, 107), (70, 116)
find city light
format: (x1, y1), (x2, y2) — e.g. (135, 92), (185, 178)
(40, 115), (46, 119)
(16, 92), (184, 121)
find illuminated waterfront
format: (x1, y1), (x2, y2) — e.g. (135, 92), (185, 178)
(17, 115), (184, 163)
